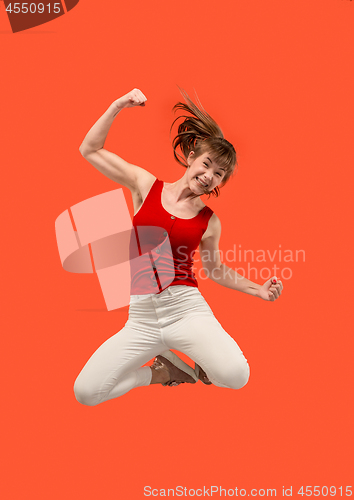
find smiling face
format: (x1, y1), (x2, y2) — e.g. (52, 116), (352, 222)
(186, 151), (226, 195)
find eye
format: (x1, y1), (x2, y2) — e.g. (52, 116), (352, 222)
(203, 162), (209, 167)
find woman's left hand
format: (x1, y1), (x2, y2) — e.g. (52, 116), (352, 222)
(258, 276), (283, 301)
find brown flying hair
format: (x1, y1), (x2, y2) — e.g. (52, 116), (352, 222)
(170, 86), (238, 198)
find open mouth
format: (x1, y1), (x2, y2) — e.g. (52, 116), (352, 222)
(196, 177), (208, 188)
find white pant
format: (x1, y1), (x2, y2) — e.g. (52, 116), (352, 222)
(74, 286), (250, 406)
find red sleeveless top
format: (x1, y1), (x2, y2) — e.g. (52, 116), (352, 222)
(129, 178), (214, 295)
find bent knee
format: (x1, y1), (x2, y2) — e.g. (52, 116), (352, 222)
(229, 362), (250, 389)
(73, 378), (101, 407)
(211, 359), (250, 390)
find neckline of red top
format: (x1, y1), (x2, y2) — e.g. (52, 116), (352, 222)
(160, 180), (208, 221)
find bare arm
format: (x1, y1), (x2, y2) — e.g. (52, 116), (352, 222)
(79, 102), (123, 155)
(200, 215), (262, 297)
(199, 215), (283, 300)
(79, 89), (155, 193)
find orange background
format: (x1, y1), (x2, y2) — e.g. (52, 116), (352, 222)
(1, 0), (353, 498)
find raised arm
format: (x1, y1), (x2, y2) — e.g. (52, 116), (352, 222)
(79, 88), (155, 194)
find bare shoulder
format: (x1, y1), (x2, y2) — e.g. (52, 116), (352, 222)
(201, 212), (221, 241)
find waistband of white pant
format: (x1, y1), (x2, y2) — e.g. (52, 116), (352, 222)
(129, 293), (155, 304)
(129, 285), (199, 304)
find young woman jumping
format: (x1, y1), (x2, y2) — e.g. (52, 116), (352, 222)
(74, 87), (283, 406)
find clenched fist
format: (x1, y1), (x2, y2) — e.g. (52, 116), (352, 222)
(258, 276), (283, 301)
(113, 88), (147, 110)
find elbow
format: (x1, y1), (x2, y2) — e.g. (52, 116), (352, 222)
(79, 144), (102, 157)
(79, 144), (96, 157)
(202, 265), (220, 282)
(79, 144), (89, 157)
(208, 264), (225, 283)
(79, 144), (86, 156)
